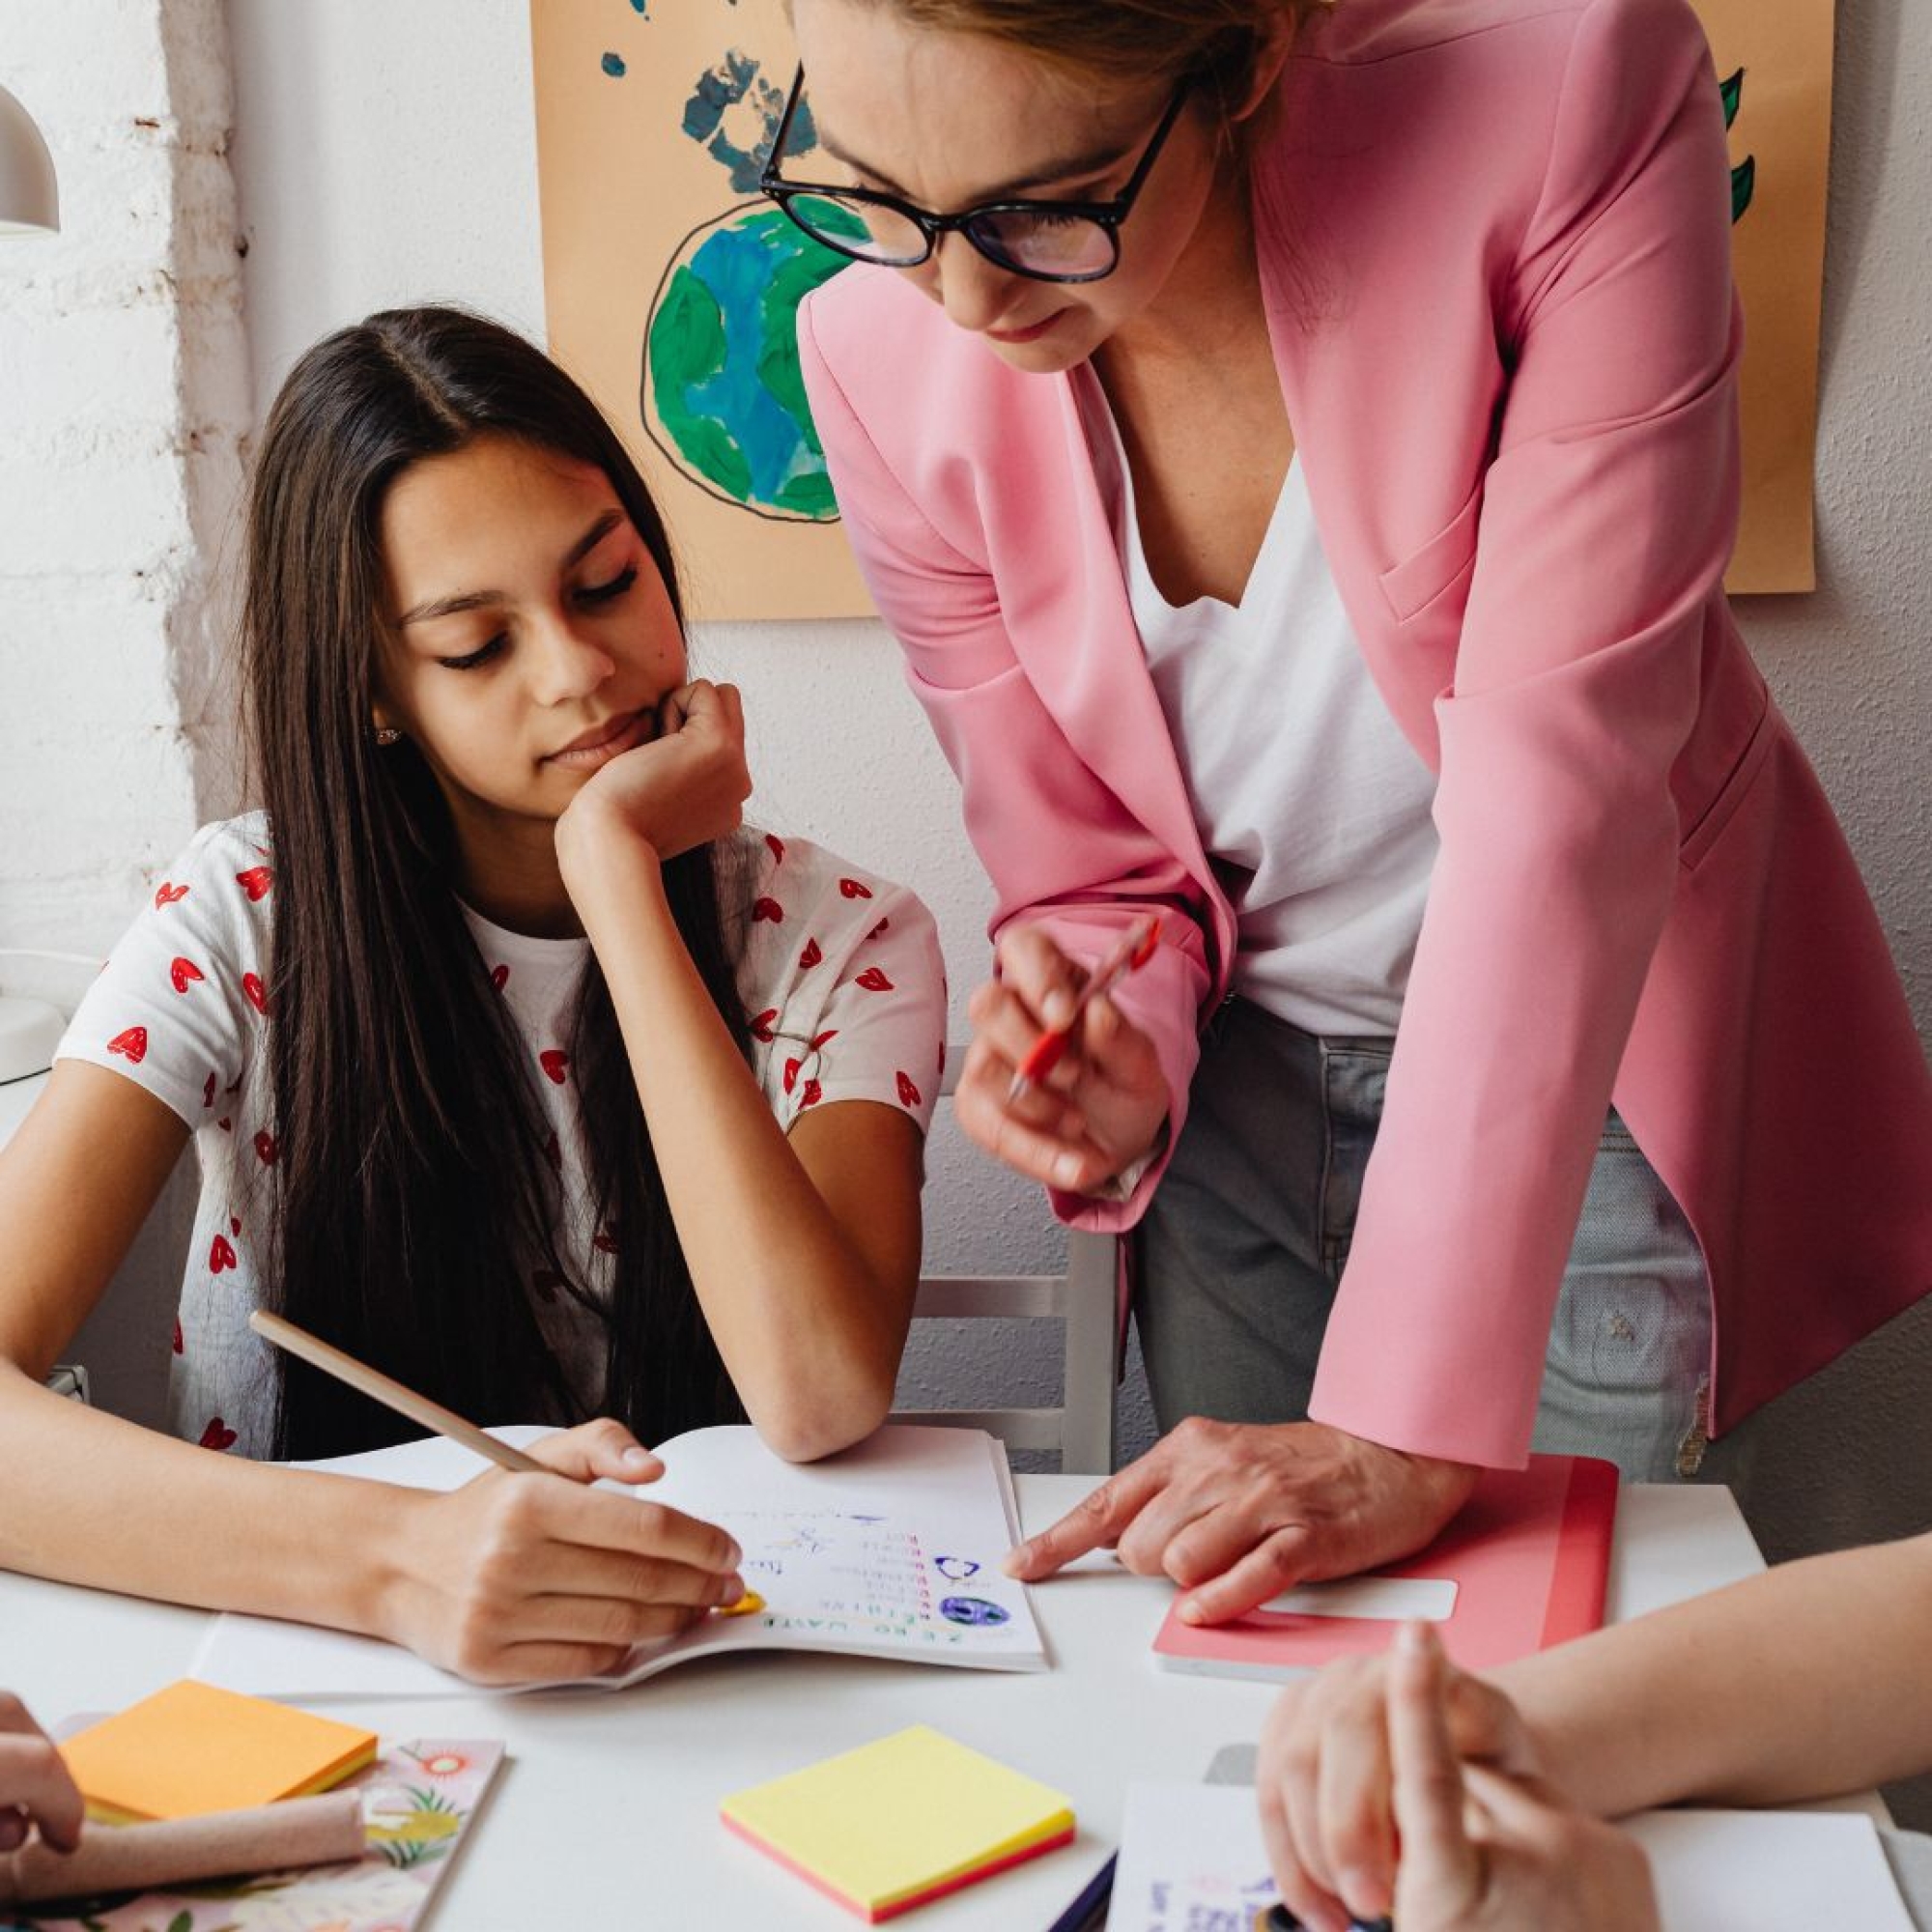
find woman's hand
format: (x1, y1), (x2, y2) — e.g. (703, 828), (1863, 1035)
(0, 1692), (83, 1857)
(1261, 1625), (1658, 1932)
(381, 1419), (747, 1687)
(954, 923), (1169, 1193)
(555, 679), (752, 872)
(1007, 1419), (1476, 1626)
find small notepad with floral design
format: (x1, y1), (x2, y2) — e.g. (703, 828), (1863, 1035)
(12, 1736), (502, 1932)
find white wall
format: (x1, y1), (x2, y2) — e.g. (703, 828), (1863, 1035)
(0, 0), (249, 956)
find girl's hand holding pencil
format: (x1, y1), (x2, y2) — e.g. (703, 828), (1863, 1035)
(384, 1415), (749, 1687)
(251, 1313), (747, 1688)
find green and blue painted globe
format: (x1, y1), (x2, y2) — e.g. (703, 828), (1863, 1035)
(644, 202), (865, 523)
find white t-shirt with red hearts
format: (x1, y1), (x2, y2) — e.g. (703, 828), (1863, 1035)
(56, 813), (946, 1459)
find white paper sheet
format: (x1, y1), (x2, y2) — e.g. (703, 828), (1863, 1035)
(192, 1424), (1045, 1699)
(1259, 1577), (1459, 1622)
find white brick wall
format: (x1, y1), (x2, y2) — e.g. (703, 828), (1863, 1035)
(0, 0), (249, 956)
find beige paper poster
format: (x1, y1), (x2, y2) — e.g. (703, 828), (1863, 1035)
(531, 0), (864, 620)
(1692, 0), (1835, 593)
(530, 2), (1833, 616)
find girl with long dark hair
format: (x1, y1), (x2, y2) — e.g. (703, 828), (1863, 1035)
(0, 306), (945, 1687)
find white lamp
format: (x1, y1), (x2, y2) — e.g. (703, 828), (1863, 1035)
(0, 81), (58, 235)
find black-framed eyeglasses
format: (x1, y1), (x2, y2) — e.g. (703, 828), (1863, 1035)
(757, 68), (1191, 285)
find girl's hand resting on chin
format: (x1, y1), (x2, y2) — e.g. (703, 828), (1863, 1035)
(556, 679), (753, 869)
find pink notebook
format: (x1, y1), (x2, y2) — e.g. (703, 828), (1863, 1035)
(1153, 1454), (1618, 1680)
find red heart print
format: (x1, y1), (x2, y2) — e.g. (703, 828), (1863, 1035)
(809, 1029), (838, 1052)
(801, 1078), (823, 1108)
(798, 937), (822, 971)
(106, 1026), (148, 1064)
(254, 1130), (277, 1165)
(242, 972), (268, 1014)
(749, 1008), (778, 1042)
(154, 881), (189, 909)
(217, 1117), (232, 1133)
(765, 833), (786, 865)
(856, 967), (894, 993)
(229, 1215), (242, 1236)
(867, 917), (891, 940)
(172, 1318), (184, 1355)
(490, 963), (510, 993)
(169, 956), (204, 994)
(203, 1071), (216, 1108)
(782, 1056), (801, 1095)
(753, 896), (783, 923)
(235, 866), (273, 901)
(544, 1132), (562, 1171)
(838, 877), (873, 900)
(209, 1233), (237, 1273)
(199, 1417), (238, 1452)
(896, 1071), (922, 1108)
(540, 1049), (569, 1085)
(592, 1230), (619, 1255)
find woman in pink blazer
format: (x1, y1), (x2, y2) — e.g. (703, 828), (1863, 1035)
(777, 0), (1932, 1612)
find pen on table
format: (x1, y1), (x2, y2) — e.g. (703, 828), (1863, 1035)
(246, 1310), (761, 1614)
(1007, 916), (1162, 1103)
(1044, 1849), (1115, 1932)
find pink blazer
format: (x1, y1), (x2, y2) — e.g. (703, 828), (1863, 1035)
(799, 0), (1932, 1466)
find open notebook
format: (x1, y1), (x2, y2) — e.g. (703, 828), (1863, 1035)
(191, 1424), (1044, 1698)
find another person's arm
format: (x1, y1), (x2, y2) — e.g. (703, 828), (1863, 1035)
(1259, 1533), (1932, 1925)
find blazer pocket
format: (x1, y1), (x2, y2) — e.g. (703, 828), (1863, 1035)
(1377, 480), (1485, 625)
(1677, 691), (1775, 874)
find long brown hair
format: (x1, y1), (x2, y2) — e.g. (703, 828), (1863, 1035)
(242, 305), (749, 1458)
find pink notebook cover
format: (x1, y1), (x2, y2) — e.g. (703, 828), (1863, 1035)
(1152, 1454), (1619, 1678)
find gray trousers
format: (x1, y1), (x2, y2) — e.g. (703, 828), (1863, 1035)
(1134, 997), (1756, 1488)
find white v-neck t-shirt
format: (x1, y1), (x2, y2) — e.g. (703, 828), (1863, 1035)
(1078, 373), (1439, 1037)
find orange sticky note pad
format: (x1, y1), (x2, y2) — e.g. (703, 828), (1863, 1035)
(722, 1725), (1074, 1921)
(58, 1680), (378, 1824)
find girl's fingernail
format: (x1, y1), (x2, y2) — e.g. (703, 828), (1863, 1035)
(1054, 1153), (1083, 1186)
(619, 1446), (657, 1472)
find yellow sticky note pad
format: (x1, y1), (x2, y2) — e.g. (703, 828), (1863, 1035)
(59, 1680), (378, 1824)
(721, 1725), (1074, 1921)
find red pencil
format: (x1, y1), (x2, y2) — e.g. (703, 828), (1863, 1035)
(1007, 917), (1162, 1102)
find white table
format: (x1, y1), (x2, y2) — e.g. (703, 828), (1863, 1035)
(0, 1476), (1809, 1926)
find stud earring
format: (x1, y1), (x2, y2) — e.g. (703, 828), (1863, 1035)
(374, 727), (402, 747)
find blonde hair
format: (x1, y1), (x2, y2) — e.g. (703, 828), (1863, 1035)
(846, 1), (1323, 118)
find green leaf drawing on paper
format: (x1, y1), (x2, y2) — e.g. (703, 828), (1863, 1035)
(1720, 69), (1755, 223)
